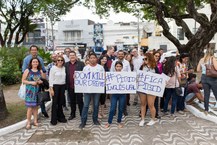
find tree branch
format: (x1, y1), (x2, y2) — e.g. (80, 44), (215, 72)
(187, 0), (210, 28)
(154, 1), (182, 50)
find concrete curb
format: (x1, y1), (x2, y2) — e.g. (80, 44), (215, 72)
(185, 103), (217, 124)
(0, 101), (52, 137)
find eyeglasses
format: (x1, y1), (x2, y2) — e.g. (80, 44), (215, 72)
(57, 60), (64, 62)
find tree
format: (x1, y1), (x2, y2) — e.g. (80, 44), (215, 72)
(0, 0), (79, 120)
(0, 0), (79, 47)
(83, 0), (217, 67)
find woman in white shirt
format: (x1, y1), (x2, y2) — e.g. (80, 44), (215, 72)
(49, 56), (67, 125)
(138, 53), (159, 127)
(163, 56), (181, 117)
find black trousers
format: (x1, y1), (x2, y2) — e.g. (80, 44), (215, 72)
(51, 84), (66, 124)
(68, 88), (83, 116)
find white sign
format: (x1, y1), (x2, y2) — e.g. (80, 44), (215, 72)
(106, 72), (137, 94)
(137, 71), (169, 97)
(74, 71), (105, 93)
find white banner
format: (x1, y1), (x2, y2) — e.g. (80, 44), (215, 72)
(74, 71), (105, 93)
(106, 72), (137, 94)
(137, 71), (169, 97)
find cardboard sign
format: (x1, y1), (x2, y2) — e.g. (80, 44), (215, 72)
(137, 71), (169, 97)
(106, 72), (137, 94)
(74, 71), (105, 93)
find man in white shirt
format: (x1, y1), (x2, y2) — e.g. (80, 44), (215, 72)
(63, 48), (71, 63)
(131, 48), (144, 106)
(79, 53), (105, 129)
(131, 48), (144, 72)
(110, 50), (131, 72)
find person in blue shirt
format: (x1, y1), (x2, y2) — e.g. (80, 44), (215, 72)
(22, 45), (46, 73)
(22, 45), (48, 118)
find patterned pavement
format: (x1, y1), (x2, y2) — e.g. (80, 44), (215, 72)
(1, 101), (217, 145)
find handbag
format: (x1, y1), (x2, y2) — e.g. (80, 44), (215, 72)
(175, 71), (182, 96)
(205, 57), (217, 77)
(175, 87), (182, 96)
(37, 91), (51, 103)
(18, 83), (26, 100)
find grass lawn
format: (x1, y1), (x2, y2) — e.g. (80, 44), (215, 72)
(0, 102), (26, 128)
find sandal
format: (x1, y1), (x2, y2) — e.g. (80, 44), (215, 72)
(105, 123), (110, 128)
(33, 122), (39, 127)
(118, 123), (124, 128)
(26, 124), (31, 130)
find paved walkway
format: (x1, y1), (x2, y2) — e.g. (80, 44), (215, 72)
(0, 103), (217, 145)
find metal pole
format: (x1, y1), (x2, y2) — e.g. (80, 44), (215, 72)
(51, 21), (54, 53)
(137, 12), (140, 51)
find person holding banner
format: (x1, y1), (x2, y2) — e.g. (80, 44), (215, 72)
(110, 50), (131, 116)
(79, 53), (105, 129)
(138, 53), (159, 126)
(105, 61), (126, 128)
(163, 56), (181, 118)
(65, 51), (85, 120)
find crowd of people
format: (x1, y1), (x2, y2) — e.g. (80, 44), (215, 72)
(21, 44), (217, 129)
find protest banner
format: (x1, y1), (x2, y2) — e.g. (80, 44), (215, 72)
(106, 72), (137, 94)
(74, 71), (105, 93)
(137, 71), (169, 97)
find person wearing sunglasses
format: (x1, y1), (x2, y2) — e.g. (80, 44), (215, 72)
(138, 53), (159, 126)
(49, 56), (67, 125)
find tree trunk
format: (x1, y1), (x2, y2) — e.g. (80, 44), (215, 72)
(0, 77), (7, 120)
(188, 46), (204, 70)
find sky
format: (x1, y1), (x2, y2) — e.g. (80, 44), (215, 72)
(61, 5), (138, 23)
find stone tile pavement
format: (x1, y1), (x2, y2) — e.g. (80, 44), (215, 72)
(0, 103), (217, 145)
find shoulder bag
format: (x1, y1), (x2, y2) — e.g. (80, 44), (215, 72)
(205, 57), (217, 78)
(37, 91), (51, 103)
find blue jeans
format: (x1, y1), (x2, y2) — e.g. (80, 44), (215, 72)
(81, 93), (100, 124)
(201, 74), (217, 111)
(108, 94), (126, 124)
(163, 88), (178, 114)
(40, 102), (46, 113)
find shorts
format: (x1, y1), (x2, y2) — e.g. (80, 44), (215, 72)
(185, 93), (195, 102)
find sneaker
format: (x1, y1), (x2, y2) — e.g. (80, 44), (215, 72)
(139, 120), (145, 127)
(178, 111), (184, 115)
(133, 102), (138, 106)
(79, 123), (85, 129)
(147, 119), (158, 126)
(204, 111), (208, 115)
(163, 112), (169, 116)
(93, 120), (101, 125)
(170, 114), (176, 119)
(42, 112), (49, 118)
(98, 114), (102, 119)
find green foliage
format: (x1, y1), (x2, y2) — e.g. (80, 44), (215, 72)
(0, 47), (28, 85)
(38, 48), (52, 65)
(0, 0), (78, 47)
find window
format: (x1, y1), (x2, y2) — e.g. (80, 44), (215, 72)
(64, 31), (81, 41)
(177, 28), (184, 40)
(147, 33), (152, 37)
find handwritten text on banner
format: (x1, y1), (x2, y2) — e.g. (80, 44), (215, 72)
(74, 71), (105, 93)
(137, 71), (169, 97)
(106, 72), (137, 94)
